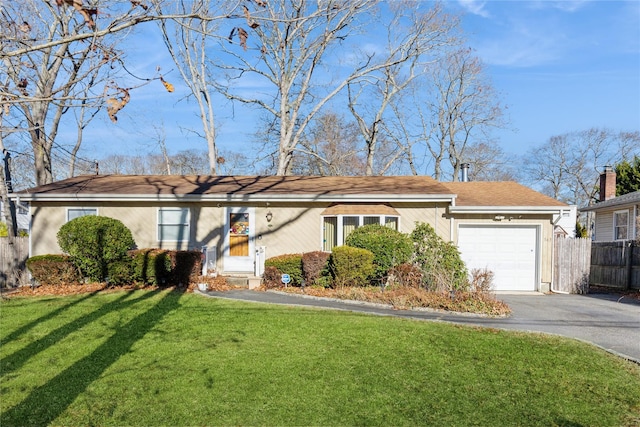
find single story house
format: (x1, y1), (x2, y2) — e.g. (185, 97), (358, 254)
(581, 166), (639, 242)
(13, 174), (571, 292)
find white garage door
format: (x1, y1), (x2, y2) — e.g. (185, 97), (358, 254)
(457, 225), (538, 291)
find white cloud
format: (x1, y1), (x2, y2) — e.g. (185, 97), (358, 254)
(529, 0), (590, 13)
(457, 0), (491, 18)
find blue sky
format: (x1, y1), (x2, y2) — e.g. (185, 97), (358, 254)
(455, 0), (640, 156)
(76, 0), (640, 167)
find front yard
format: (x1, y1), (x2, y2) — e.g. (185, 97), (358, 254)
(1, 289), (639, 426)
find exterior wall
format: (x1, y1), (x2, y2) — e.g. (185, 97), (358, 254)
(594, 210), (614, 242)
(394, 202), (450, 241)
(592, 204), (639, 242)
(448, 213), (555, 288)
(29, 200), (442, 273)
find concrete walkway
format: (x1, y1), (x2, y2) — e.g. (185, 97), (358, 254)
(199, 289), (640, 363)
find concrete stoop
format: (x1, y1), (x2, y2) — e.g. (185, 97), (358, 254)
(223, 275), (262, 289)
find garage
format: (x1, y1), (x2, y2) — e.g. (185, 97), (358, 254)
(457, 225), (539, 291)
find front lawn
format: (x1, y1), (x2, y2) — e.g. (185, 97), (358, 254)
(1, 289), (639, 426)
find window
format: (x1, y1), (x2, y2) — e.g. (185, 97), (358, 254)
(67, 208), (97, 222)
(158, 207), (190, 242)
(322, 215), (399, 251)
(614, 210), (629, 240)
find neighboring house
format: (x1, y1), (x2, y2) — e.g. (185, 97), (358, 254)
(12, 174), (570, 292)
(0, 199), (30, 233)
(581, 166), (639, 242)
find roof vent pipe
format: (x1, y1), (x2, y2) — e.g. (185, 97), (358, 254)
(461, 163), (470, 182)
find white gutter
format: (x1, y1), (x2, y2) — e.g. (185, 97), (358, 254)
(13, 193), (458, 204)
(449, 206), (567, 215)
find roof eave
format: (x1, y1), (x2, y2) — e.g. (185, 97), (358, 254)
(14, 193), (457, 204)
(449, 206), (566, 215)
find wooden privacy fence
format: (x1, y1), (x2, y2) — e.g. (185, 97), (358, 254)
(590, 241), (639, 290)
(0, 236), (29, 287)
(553, 237), (591, 294)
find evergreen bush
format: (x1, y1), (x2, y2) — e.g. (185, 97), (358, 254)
(344, 224), (413, 280)
(57, 216), (135, 282)
(411, 222), (468, 291)
(130, 249), (172, 285)
(329, 246), (374, 287)
(264, 253), (303, 286)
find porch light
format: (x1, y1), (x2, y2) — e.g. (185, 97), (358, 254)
(266, 211), (273, 222)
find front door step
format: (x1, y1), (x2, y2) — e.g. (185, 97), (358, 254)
(224, 275), (262, 289)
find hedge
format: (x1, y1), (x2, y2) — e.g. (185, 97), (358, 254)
(26, 254), (82, 286)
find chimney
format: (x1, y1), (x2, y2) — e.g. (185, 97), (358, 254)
(599, 165), (616, 202)
(461, 163), (470, 182)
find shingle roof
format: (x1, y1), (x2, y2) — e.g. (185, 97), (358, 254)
(15, 175), (568, 209)
(580, 190), (640, 212)
(443, 181), (568, 207)
(16, 174), (453, 201)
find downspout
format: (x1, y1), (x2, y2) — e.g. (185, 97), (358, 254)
(551, 208), (570, 294)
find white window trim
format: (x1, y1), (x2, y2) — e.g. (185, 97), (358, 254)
(66, 207), (98, 222)
(321, 214), (400, 251)
(157, 207), (191, 242)
(613, 209), (630, 241)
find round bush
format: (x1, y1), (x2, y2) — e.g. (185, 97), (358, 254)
(344, 224), (413, 280)
(57, 216), (136, 282)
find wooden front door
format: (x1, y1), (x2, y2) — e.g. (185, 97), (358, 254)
(223, 208), (255, 272)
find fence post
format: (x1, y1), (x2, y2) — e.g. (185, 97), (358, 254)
(624, 240), (635, 290)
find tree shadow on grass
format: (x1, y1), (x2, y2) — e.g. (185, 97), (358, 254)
(1, 290), (158, 378)
(1, 289), (184, 426)
(0, 291), (100, 348)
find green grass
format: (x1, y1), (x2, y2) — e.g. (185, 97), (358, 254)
(1, 289), (639, 426)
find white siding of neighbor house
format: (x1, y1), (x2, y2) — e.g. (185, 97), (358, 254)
(593, 210), (615, 242)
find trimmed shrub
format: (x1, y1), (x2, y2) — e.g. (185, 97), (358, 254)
(302, 251), (331, 287)
(329, 246), (374, 287)
(26, 254), (82, 286)
(171, 250), (202, 286)
(387, 263), (423, 288)
(265, 253), (303, 286)
(107, 259), (134, 285)
(344, 224), (413, 280)
(262, 266), (282, 289)
(411, 222), (468, 292)
(57, 216), (135, 282)
(130, 249), (172, 285)
(130, 249), (201, 286)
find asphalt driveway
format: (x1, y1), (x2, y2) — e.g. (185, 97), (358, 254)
(200, 289), (640, 363)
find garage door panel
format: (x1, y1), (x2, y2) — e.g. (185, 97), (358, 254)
(457, 225), (538, 291)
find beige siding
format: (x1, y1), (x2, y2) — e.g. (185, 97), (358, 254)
(395, 202), (450, 241)
(30, 202), (443, 269)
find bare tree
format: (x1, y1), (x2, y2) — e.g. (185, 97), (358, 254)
(346, 2), (457, 176)
(292, 112), (365, 176)
(462, 142), (518, 181)
(523, 128), (640, 232)
(213, 0), (458, 175)
(156, 0), (232, 175)
(1, 0), (219, 186)
(425, 48), (505, 181)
